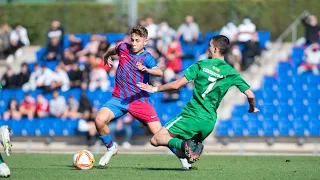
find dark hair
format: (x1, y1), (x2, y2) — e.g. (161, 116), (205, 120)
(210, 35), (230, 56)
(130, 25), (148, 38)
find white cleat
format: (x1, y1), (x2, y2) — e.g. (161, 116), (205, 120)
(98, 145), (118, 167)
(0, 163), (10, 178)
(0, 126), (12, 156)
(180, 158), (192, 170)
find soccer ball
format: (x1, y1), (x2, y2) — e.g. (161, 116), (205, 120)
(73, 150), (95, 170)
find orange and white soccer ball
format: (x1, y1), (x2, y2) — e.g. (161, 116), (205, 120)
(73, 150), (95, 170)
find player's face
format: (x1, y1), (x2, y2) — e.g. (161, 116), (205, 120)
(131, 33), (147, 53)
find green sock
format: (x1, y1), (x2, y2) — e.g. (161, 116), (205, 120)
(168, 138), (183, 150)
(0, 154), (4, 164)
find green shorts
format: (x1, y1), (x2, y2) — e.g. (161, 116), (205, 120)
(164, 113), (216, 142)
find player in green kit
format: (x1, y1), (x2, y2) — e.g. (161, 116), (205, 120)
(0, 85), (12, 177)
(137, 35), (259, 164)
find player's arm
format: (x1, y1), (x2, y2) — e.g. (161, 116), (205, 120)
(137, 76), (189, 93)
(233, 75), (259, 113)
(137, 55), (163, 76)
(243, 89), (259, 113)
(136, 62), (163, 76)
(103, 47), (117, 67)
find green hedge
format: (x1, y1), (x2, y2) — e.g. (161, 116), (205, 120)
(1, 0), (320, 45)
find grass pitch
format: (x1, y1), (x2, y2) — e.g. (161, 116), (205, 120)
(4, 153), (320, 180)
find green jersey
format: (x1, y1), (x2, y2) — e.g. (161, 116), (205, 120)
(182, 58), (250, 122)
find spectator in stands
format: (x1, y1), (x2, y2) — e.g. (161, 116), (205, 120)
(176, 15), (200, 43)
(49, 90), (66, 118)
(0, 24), (11, 59)
(22, 63), (42, 91)
(36, 64), (55, 92)
(3, 98), (21, 120)
(88, 54), (110, 92)
(97, 36), (110, 59)
(301, 14), (320, 45)
(156, 22), (176, 54)
(19, 93), (36, 120)
(78, 93), (96, 146)
(67, 62), (83, 89)
(198, 49), (209, 61)
(298, 42), (320, 75)
(15, 63), (30, 88)
(226, 45), (242, 71)
(35, 94), (49, 118)
(109, 114), (134, 149)
(1, 67), (17, 89)
(46, 20), (64, 61)
(165, 38), (182, 74)
(62, 95), (79, 119)
(76, 35), (100, 61)
(53, 63), (70, 92)
(62, 49), (78, 67)
(236, 18), (256, 43)
(7, 24), (30, 61)
(220, 22), (238, 42)
(145, 17), (157, 47)
(68, 34), (82, 54)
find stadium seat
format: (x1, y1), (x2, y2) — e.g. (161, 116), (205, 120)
(231, 120), (246, 136)
(247, 120), (260, 136)
(216, 120), (230, 136)
(257, 31), (271, 48)
(293, 119), (306, 136)
(24, 120), (37, 136)
(105, 33), (126, 43)
(277, 119), (292, 136)
(37, 118), (51, 136)
(308, 120), (320, 136)
(51, 119), (64, 136)
(261, 119), (276, 136)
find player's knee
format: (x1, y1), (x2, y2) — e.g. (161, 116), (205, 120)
(95, 115), (107, 128)
(150, 135), (160, 147)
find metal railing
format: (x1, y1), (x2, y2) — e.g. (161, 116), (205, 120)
(275, 10), (309, 43)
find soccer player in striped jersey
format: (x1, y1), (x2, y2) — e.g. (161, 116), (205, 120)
(95, 26), (191, 169)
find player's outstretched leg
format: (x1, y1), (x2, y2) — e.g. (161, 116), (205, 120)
(146, 121), (191, 170)
(95, 108), (118, 167)
(0, 126), (12, 178)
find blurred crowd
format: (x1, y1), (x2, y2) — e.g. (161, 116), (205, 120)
(0, 15), (271, 146)
(297, 13), (320, 75)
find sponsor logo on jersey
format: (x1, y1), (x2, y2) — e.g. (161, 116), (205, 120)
(203, 68), (223, 78)
(212, 66), (220, 72)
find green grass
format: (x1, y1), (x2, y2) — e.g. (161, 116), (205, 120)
(3, 154), (320, 180)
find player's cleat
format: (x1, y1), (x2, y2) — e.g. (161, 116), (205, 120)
(180, 158), (192, 170)
(0, 126), (12, 156)
(0, 163), (10, 178)
(183, 140), (204, 164)
(98, 145), (118, 167)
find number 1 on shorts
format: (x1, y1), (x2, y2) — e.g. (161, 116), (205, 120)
(202, 76), (217, 97)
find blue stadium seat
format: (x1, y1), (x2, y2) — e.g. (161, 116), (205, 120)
(263, 76), (277, 88)
(37, 118), (51, 136)
(46, 61), (59, 71)
(258, 31), (271, 48)
(105, 33), (126, 43)
(277, 119), (292, 136)
(66, 119), (79, 135)
(231, 120), (246, 136)
(247, 120), (260, 136)
(216, 120), (230, 136)
(36, 47), (47, 62)
(308, 120), (320, 136)
(10, 119), (24, 135)
(293, 119), (306, 136)
(24, 120), (37, 136)
(262, 119), (276, 136)
(50, 119), (64, 136)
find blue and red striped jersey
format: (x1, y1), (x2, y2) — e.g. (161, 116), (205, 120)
(112, 42), (157, 103)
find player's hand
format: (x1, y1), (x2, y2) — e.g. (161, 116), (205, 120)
(103, 54), (113, 67)
(136, 62), (148, 72)
(137, 82), (154, 93)
(248, 107), (260, 113)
